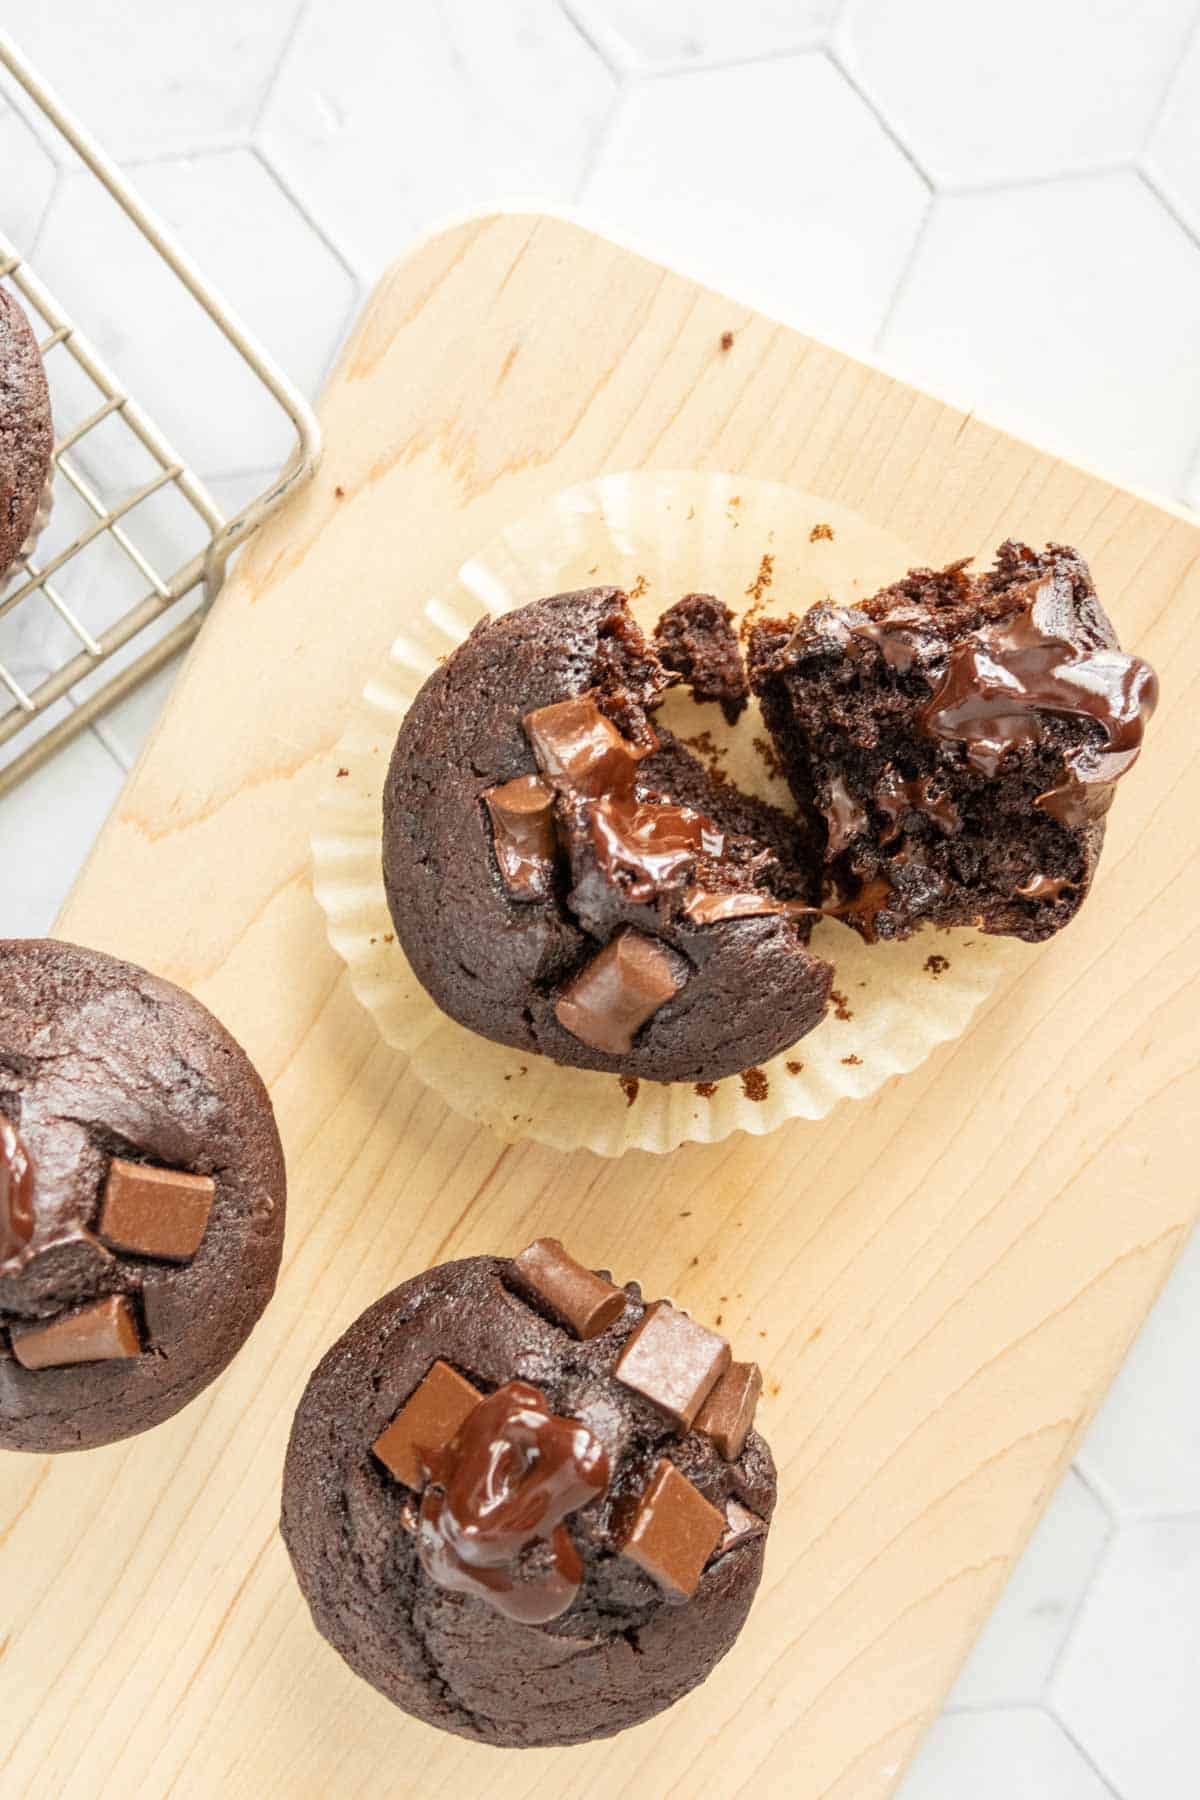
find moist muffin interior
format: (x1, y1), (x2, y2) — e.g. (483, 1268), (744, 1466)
(748, 541), (1156, 944)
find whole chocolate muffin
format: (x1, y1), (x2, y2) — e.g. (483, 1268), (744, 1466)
(0, 290), (53, 584)
(382, 588), (832, 1083)
(282, 1243), (774, 1748)
(749, 542), (1157, 943)
(0, 939), (286, 1453)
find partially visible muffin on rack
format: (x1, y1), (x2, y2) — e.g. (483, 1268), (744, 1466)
(0, 289), (53, 585)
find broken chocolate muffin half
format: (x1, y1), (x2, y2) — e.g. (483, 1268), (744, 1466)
(748, 541), (1157, 944)
(382, 588), (832, 1083)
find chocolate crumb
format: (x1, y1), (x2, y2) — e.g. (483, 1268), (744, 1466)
(720, 330), (735, 351)
(334, 484), (346, 499)
(769, 1380), (782, 1397)
(785, 1060), (803, 1075)
(830, 989), (853, 1022)
(715, 1314), (723, 1326)
(924, 953), (950, 977)
(628, 575), (648, 600)
(689, 1255), (699, 1267)
(752, 735), (781, 780)
(841, 1054), (862, 1067)
(694, 1081), (717, 1098)
(680, 1210), (692, 1217)
(745, 554), (774, 605)
(740, 1067), (769, 1103)
(384, 933), (394, 943)
(336, 766), (349, 778)
(618, 1075), (639, 1107)
(809, 522), (834, 542)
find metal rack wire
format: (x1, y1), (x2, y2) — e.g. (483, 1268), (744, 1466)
(0, 31), (321, 797)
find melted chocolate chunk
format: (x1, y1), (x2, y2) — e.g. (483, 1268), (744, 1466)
(484, 775), (558, 899)
(681, 888), (819, 926)
(874, 768), (960, 841)
(554, 930), (686, 1055)
(1014, 873), (1078, 902)
(920, 576), (1158, 826)
(823, 772), (868, 854)
(417, 1380), (609, 1624)
(588, 794), (724, 901)
(524, 696), (651, 799)
(0, 1112), (34, 1266)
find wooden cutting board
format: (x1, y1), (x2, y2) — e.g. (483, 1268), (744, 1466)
(3, 214), (1197, 1800)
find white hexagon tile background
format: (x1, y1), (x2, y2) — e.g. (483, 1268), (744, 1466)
(1, 4), (1198, 1795)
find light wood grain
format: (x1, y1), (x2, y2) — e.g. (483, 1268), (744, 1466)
(2, 214), (1195, 1800)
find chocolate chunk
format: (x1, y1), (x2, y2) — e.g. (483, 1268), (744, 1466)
(694, 1360), (762, 1460)
(510, 1238), (627, 1339)
(554, 930), (686, 1056)
(682, 888), (818, 926)
(718, 1497), (767, 1555)
(97, 1158), (216, 1263)
(10, 1296), (143, 1371)
(874, 768), (960, 841)
(620, 1457), (725, 1598)
(484, 775), (558, 898)
(823, 772), (868, 855)
(523, 696), (650, 799)
(587, 794), (721, 900)
(0, 1112), (34, 1265)
(614, 1301), (730, 1431)
(372, 1359), (483, 1489)
(1015, 872), (1078, 901)
(417, 1380), (609, 1624)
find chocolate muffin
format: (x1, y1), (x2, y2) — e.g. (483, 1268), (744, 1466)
(0, 939), (286, 1453)
(382, 588), (832, 1084)
(0, 289), (53, 584)
(282, 1242), (774, 1747)
(749, 542), (1158, 943)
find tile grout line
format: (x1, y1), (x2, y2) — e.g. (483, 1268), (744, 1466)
(1044, 1704), (1125, 1800)
(249, 0), (315, 139)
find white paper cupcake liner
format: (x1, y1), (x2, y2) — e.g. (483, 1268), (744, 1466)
(313, 471), (1022, 1157)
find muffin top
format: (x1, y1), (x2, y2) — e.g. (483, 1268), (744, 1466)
(382, 587), (832, 1083)
(282, 1245), (774, 1747)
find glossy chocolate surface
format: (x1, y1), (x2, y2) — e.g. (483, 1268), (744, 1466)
(0, 1112), (34, 1266)
(417, 1380), (609, 1624)
(620, 1456), (726, 1598)
(588, 794), (724, 902)
(874, 768), (960, 840)
(823, 772), (868, 855)
(920, 579), (1158, 826)
(681, 888), (818, 926)
(524, 696), (651, 799)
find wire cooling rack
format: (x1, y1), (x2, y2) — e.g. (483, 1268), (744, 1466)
(0, 32), (321, 797)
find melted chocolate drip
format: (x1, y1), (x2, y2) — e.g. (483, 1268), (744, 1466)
(682, 888), (819, 926)
(824, 876), (896, 944)
(919, 581), (1158, 827)
(1014, 873), (1078, 902)
(589, 795), (725, 901)
(874, 768), (960, 842)
(823, 773), (868, 855)
(417, 1380), (609, 1625)
(0, 1112), (34, 1266)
